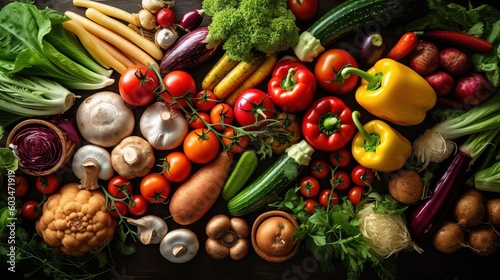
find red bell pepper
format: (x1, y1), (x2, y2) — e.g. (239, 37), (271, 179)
(267, 58), (316, 113)
(301, 96), (356, 152)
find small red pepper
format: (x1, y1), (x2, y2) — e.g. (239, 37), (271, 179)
(267, 58), (316, 113)
(301, 96), (356, 152)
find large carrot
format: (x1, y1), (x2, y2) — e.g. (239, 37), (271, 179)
(169, 152), (234, 225)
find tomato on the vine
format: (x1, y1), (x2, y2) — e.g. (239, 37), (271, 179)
(183, 128), (220, 164)
(304, 198), (319, 214)
(140, 173), (170, 203)
(314, 49), (359, 95)
(286, 0), (319, 22)
(192, 89), (218, 111)
(128, 194), (149, 216)
(14, 176), (29, 198)
(35, 173), (59, 195)
(107, 175), (133, 199)
(210, 103), (234, 131)
(21, 200), (40, 220)
(309, 159), (330, 179)
(161, 151), (192, 183)
(161, 70), (196, 109)
(221, 127), (250, 154)
(328, 147), (352, 168)
(331, 170), (351, 191)
(351, 165), (375, 187)
(298, 176), (321, 198)
(108, 200), (129, 219)
(186, 111), (210, 129)
(119, 65), (159, 106)
(319, 189), (340, 207)
(233, 89), (276, 130)
(156, 7), (176, 27)
(348, 186), (366, 206)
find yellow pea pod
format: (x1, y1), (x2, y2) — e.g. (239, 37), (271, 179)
(213, 54), (266, 100)
(225, 53), (278, 106)
(201, 54), (240, 90)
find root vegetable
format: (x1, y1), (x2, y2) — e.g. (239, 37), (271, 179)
(454, 73), (492, 106)
(453, 188), (486, 228)
(409, 41), (439, 75)
(432, 220), (468, 254)
(388, 169), (424, 204)
(468, 225), (500, 256)
(425, 71), (455, 96)
(486, 198), (500, 228)
(439, 47), (471, 76)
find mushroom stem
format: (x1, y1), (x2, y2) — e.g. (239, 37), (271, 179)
(80, 158), (101, 190)
(122, 146), (142, 165)
(172, 244), (187, 257)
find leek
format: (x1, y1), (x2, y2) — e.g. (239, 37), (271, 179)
(474, 153), (500, 193)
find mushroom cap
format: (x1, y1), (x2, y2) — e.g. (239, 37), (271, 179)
(76, 91), (135, 148)
(111, 136), (155, 179)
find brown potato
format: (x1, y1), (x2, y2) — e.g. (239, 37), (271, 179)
(453, 189), (486, 228)
(486, 198), (500, 228)
(468, 225), (500, 257)
(388, 169), (424, 204)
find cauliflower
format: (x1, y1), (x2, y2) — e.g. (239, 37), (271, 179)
(35, 183), (117, 257)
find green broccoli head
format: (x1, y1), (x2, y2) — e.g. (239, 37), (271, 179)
(203, 0), (299, 62)
(202, 0), (241, 16)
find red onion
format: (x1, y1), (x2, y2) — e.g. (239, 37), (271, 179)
(454, 73), (492, 107)
(425, 71), (455, 96)
(409, 41), (439, 75)
(178, 9), (204, 31)
(439, 47), (471, 76)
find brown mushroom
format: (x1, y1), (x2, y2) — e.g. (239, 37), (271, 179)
(205, 214), (250, 260)
(111, 136), (155, 179)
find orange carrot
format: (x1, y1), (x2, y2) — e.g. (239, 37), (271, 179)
(169, 152), (234, 225)
(386, 32), (419, 61)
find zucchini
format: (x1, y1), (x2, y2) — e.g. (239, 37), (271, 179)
(227, 140), (314, 216)
(222, 150), (259, 201)
(293, 0), (418, 62)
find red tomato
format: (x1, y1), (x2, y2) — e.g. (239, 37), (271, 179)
(351, 165), (375, 187)
(233, 89), (276, 130)
(140, 173), (171, 203)
(331, 170), (351, 191)
(156, 7), (176, 27)
(304, 198), (319, 214)
(14, 176), (29, 198)
(107, 175), (133, 199)
(161, 151), (192, 183)
(35, 173), (59, 195)
(21, 200), (40, 221)
(186, 111), (211, 129)
(328, 147), (352, 168)
(128, 194), (149, 216)
(161, 70), (196, 109)
(210, 103), (234, 131)
(183, 128), (220, 164)
(309, 159), (330, 179)
(314, 49), (359, 95)
(348, 186), (366, 206)
(108, 200), (129, 219)
(192, 89), (218, 111)
(221, 127), (250, 154)
(119, 65), (159, 106)
(319, 189), (340, 207)
(287, 0), (319, 22)
(298, 176), (321, 198)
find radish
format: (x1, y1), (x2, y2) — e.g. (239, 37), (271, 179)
(432, 220), (469, 254)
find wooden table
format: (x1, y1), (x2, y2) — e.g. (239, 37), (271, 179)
(3, 0), (500, 279)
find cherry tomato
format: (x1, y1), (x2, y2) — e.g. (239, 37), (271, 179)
(108, 200), (129, 219)
(351, 165), (375, 187)
(221, 127), (250, 154)
(183, 128), (220, 164)
(233, 89), (276, 130)
(140, 173), (171, 203)
(314, 49), (359, 95)
(298, 176), (321, 198)
(310, 159), (330, 179)
(186, 111), (211, 129)
(192, 89), (218, 111)
(128, 194), (149, 216)
(161, 151), (192, 183)
(13, 176), (29, 198)
(287, 0), (319, 22)
(156, 7), (176, 27)
(107, 175), (133, 199)
(35, 173), (59, 195)
(161, 70), (196, 109)
(119, 65), (159, 106)
(328, 147), (352, 168)
(21, 200), (40, 221)
(210, 103), (234, 131)
(319, 189), (340, 207)
(304, 198), (319, 214)
(331, 170), (351, 191)
(348, 186), (366, 206)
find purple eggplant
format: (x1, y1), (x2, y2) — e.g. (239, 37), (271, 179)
(178, 9), (205, 31)
(160, 27), (220, 74)
(358, 33), (385, 68)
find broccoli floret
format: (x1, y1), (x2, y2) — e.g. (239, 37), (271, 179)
(202, 0), (299, 62)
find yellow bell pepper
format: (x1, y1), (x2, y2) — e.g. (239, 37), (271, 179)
(351, 111), (412, 172)
(341, 58), (436, 126)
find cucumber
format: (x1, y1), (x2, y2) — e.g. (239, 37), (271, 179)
(227, 140), (314, 217)
(293, 0), (418, 62)
(222, 150), (259, 201)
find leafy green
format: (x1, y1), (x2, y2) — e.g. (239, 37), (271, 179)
(202, 0), (299, 62)
(0, 148), (18, 175)
(0, 2), (113, 90)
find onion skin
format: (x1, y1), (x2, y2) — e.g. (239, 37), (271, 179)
(409, 41), (439, 75)
(439, 47), (471, 76)
(425, 71), (455, 96)
(454, 73), (492, 106)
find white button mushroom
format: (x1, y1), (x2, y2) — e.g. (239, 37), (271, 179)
(159, 228), (199, 263)
(71, 144), (114, 190)
(127, 215), (168, 245)
(111, 136), (155, 179)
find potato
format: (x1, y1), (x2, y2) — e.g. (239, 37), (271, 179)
(453, 189), (486, 228)
(432, 220), (467, 254)
(388, 169), (424, 204)
(467, 225), (500, 257)
(486, 198), (500, 228)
